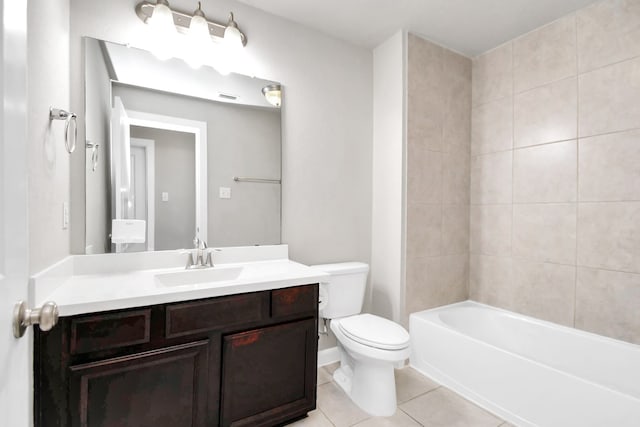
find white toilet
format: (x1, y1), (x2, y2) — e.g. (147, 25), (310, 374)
(310, 262), (410, 416)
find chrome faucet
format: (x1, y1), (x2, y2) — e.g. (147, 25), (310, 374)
(185, 235), (214, 269)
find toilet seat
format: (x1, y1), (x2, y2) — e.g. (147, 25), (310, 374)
(338, 314), (410, 350)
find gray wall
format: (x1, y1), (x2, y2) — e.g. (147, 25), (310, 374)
(69, 0), (373, 271)
(69, 0), (372, 353)
(84, 38), (111, 254)
(130, 126), (196, 250)
(113, 84), (281, 248)
(28, 0), (71, 274)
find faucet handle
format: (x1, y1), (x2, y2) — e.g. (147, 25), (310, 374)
(181, 249), (196, 268)
(204, 250), (214, 267)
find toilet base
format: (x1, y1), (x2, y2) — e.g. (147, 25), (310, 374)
(333, 358), (398, 417)
(333, 365), (353, 394)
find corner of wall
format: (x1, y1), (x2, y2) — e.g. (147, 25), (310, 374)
(371, 31), (405, 324)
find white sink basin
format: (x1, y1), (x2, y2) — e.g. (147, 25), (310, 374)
(155, 266), (243, 287)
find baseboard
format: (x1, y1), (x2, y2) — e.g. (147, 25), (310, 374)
(317, 346), (340, 367)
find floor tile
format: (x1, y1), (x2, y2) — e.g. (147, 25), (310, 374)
(323, 362), (340, 375)
(395, 367), (440, 403)
(317, 382), (370, 427)
(286, 409), (335, 427)
(352, 409), (422, 427)
(400, 387), (502, 427)
(317, 366), (333, 386)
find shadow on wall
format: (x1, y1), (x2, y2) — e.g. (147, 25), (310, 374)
(371, 288), (396, 326)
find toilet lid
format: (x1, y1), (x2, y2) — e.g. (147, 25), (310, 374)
(338, 314), (410, 350)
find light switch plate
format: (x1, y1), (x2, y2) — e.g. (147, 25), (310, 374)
(162, 192), (169, 202)
(219, 187), (231, 199)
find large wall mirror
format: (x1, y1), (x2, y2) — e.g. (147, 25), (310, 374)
(84, 37), (282, 254)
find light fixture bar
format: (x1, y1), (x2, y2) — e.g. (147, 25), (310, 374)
(135, 1), (247, 46)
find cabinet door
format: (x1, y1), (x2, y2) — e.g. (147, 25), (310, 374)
(220, 318), (317, 427)
(69, 341), (210, 427)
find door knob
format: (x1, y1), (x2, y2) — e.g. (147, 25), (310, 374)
(13, 301), (59, 338)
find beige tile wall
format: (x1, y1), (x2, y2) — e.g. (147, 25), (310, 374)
(469, 0), (640, 344)
(405, 34), (471, 324)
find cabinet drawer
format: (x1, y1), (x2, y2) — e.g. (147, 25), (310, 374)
(166, 292), (266, 338)
(70, 309), (151, 355)
(271, 285), (318, 318)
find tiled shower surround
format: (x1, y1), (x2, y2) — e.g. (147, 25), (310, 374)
(405, 34), (471, 324)
(469, 0), (640, 344)
(407, 0), (640, 344)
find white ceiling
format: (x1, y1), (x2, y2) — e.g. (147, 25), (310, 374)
(237, 0), (600, 56)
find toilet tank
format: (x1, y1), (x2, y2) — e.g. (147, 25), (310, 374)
(309, 262), (369, 319)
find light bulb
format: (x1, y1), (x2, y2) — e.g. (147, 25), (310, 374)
(184, 4), (213, 69)
(217, 12), (244, 73)
(148, 0), (177, 60)
(223, 25), (243, 50)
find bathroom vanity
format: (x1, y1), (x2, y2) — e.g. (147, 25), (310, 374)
(31, 247), (324, 427)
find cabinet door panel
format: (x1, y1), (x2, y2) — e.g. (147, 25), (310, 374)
(69, 341), (209, 427)
(220, 319), (317, 427)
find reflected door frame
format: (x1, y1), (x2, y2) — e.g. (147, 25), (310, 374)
(130, 138), (155, 251)
(126, 110), (208, 243)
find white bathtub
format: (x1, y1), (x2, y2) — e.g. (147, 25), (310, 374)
(410, 301), (640, 427)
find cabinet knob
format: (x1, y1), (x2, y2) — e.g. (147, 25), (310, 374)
(13, 301), (59, 338)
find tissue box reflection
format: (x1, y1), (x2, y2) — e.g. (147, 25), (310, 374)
(111, 219), (146, 244)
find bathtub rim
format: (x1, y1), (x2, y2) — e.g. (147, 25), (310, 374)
(410, 299), (640, 354)
(409, 301), (640, 426)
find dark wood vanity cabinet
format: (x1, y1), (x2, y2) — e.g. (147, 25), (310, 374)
(35, 284), (319, 427)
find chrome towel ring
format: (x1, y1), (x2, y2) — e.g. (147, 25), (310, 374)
(50, 107), (78, 153)
(86, 140), (100, 171)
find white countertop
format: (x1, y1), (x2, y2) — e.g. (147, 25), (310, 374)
(31, 245), (330, 316)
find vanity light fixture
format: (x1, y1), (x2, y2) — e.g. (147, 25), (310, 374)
(136, 1), (248, 64)
(262, 84), (282, 108)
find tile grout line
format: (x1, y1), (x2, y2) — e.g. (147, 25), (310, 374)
(577, 48), (640, 77)
(473, 125), (640, 158)
(399, 384), (442, 405)
(573, 12), (580, 329)
(317, 406), (337, 427)
(473, 51), (640, 109)
(470, 252), (640, 277)
(398, 407), (426, 426)
(510, 40), (515, 291)
(472, 200), (640, 206)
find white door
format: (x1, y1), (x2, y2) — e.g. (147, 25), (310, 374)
(126, 139), (156, 252)
(111, 97), (132, 252)
(0, 1), (31, 426)
(126, 145), (147, 252)
(133, 138), (155, 251)
(111, 96), (132, 221)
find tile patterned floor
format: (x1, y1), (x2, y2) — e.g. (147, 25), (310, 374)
(288, 363), (510, 427)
